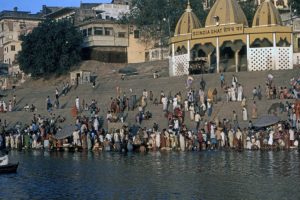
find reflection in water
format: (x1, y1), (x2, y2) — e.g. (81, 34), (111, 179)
(1, 151), (300, 199)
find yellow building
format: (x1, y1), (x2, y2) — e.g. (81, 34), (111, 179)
(0, 8), (42, 74)
(169, 0), (293, 76)
(47, 3), (154, 64)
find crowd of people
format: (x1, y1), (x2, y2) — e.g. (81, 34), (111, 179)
(0, 113), (299, 152)
(0, 73), (299, 153)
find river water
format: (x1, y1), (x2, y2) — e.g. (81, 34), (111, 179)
(1, 150), (300, 200)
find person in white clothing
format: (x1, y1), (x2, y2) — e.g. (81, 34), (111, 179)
(172, 96), (177, 110)
(73, 129), (81, 146)
(162, 96), (168, 111)
(242, 106), (248, 121)
(230, 86), (236, 101)
(75, 96), (80, 111)
(289, 128), (295, 146)
(237, 84), (243, 101)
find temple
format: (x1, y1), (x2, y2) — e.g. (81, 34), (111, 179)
(169, 0), (293, 76)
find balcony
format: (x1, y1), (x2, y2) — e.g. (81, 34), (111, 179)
(82, 35), (128, 48)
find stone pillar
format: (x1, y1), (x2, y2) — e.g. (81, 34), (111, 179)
(172, 43), (175, 57)
(216, 37), (220, 73)
(170, 43), (175, 76)
(246, 34), (250, 71)
(187, 40), (191, 75)
(207, 53), (211, 69)
(291, 33), (294, 69)
(235, 50), (240, 72)
(187, 40), (190, 61)
(272, 33), (276, 70)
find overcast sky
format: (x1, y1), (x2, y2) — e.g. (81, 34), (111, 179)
(0, 0), (111, 13)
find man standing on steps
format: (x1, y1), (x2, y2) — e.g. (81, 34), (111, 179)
(232, 110), (238, 131)
(195, 112), (201, 131)
(212, 88), (218, 104)
(220, 73), (225, 88)
(46, 96), (52, 112)
(75, 96), (80, 112)
(55, 88), (59, 100)
(237, 84), (243, 102)
(252, 87), (258, 100)
(12, 95), (16, 107)
(232, 75), (238, 89)
(162, 95), (168, 112)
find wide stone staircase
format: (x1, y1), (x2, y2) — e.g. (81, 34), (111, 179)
(0, 66), (299, 130)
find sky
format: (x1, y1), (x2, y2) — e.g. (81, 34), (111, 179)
(0, 0), (111, 13)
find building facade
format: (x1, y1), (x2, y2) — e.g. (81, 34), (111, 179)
(292, 18), (300, 65)
(46, 2), (154, 64)
(92, 3), (129, 20)
(169, 0), (293, 76)
(0, 8), (42, 74)
(79, 19), (129, 63)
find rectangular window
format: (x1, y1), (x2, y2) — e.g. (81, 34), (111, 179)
(82, 29), (87, 37)
(104, 28), (113, 36)
(94, 27), (103, 35)
(11, 45), (15, 51)
(118, 32), (126, 38)
(88, 28), (92, 36)
(298, 38), (300, 49)
(134, 30), (140, 39)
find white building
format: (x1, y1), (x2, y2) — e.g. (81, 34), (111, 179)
(92, 4), (129, 20)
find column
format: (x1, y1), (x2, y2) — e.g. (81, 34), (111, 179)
(170, 43), (175, 76)
(235, 50), (240, 72)
(246, 34), (250, 71)
(290, 33), (294, 69)
(187, 40), (190, 61)
(216, 37), (220, 73)
(272, 33), (276, 70)
(207, 53), (211, 69)
(187, 40), (190, 75)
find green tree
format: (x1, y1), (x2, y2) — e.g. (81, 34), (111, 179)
(289, 0), (300, 16)
(120, 0), (207, 45)
(18, 19), (83, 77)
(240, 0), (257, 27)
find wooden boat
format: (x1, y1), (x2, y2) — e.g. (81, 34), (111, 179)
(0, 162), (19, 174)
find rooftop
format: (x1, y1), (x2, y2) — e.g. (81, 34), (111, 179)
(0, 10), (43, 20)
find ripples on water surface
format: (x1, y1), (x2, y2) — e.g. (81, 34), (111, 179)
(1, 150), (300, 200)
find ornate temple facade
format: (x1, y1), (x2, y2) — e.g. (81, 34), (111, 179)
(169, 0), (293, 76)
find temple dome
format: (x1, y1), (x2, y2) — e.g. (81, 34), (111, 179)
(174, 2), (201, 36)
(205, 0), (248, 27)
(252, 0), (282, 27)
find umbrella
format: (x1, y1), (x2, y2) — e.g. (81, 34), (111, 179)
(54, 125), (75, 140)
(253, 115), (280, 128)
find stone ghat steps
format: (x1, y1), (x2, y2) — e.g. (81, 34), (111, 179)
(14, 68), (298, 109)
(1, 68), (298, 128)
(0, 97), (289, 130)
